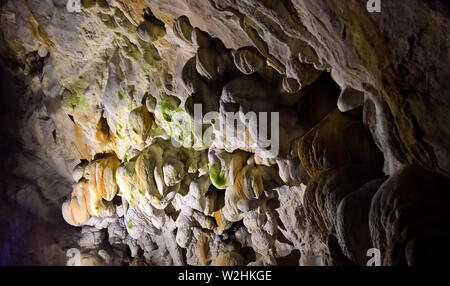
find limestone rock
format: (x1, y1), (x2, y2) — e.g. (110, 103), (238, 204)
(62, 180), (115, 227)
(191, 28), (211, 50)
(303, 164), (382, 242)
(136, 11), (166, 42)
(196, 48), (219, 81)
(116, 142), (184, 209)
(174, 16), (194, 43)
(369, 165), (450, 265)
(0, 0), (448, 266)
(335, 178), (386, 265)
(127, 106), (153, 150)
(337, 86), (365, 113)
(232, 47), (266, 75)
(282, 77), (301, 94)
(298, 109), (382, 178)
(86, 155), (121, 201)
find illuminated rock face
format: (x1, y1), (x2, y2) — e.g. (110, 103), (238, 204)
(62, 155), (120, 226)
(0, 0), (449, 266)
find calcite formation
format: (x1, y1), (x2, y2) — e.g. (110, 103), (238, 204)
(0, 0), (449, 266)
(62, 155), (120, 226)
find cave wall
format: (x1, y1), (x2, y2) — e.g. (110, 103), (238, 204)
(0, 0), (449, 266)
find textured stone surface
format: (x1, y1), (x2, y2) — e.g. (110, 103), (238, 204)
(298, 109), (382, 178)
(369, 165), (450, 265)
(0, 0), (448, 265)
(335, 178), (386, 265)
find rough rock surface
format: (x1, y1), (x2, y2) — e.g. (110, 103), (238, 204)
(0, 0), (449, 265)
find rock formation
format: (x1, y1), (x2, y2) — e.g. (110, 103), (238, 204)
(0, 0), (449, 266)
